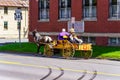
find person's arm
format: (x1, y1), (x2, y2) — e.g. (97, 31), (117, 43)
(58, 34), (60, 40)
(58, 34), (63, 40)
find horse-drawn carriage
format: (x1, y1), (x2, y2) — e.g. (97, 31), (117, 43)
(44, 40), (92, 59)
(32, 30), (92, 59)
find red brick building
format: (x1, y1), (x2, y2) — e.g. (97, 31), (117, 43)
(29, 0), (120, 46)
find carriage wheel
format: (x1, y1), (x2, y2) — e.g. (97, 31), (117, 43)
(52, 40), (57, 46)
(81, 50), (92, 59)
(44, 44), (53, 57)
(62, 42), (75, 59)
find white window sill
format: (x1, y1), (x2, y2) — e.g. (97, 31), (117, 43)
(83, 18), (97, 21)
(38, 19), (49, 22)
(58, 18), (70, 22)
(108, 18), (120, 21)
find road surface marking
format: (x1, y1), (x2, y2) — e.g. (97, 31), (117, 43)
(0, 60), (120, 77)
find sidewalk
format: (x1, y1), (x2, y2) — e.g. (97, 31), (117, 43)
(0, 38), (28, 44)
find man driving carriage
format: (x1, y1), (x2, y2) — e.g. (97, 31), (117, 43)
(69, 27), (83, 44)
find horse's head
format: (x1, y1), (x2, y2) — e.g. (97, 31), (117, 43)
(31, 30), (38, 42)
(32, 30), (43, 42)
(32, 30), (37, 37)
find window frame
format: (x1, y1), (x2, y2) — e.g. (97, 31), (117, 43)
(4, 7), (8, 14)
(58, 0), (71, 20)
(38, 0), (50, 21)
(4, 21), (8, 30)
(108, 37), (120, 45)
(109, 0), (120, 20)
(83, 0), (97, 20)
(81, 36), (96, 45)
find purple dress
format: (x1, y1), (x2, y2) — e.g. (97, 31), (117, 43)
(58, 32), (70, 40)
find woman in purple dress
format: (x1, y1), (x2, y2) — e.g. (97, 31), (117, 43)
(58, 28), (70, 40)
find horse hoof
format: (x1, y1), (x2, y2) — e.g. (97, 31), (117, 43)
(38, 52), (42, 54)
(35, 54), (39, 56)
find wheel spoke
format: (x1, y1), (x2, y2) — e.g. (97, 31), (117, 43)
(81, 50), (92, 59)
(62, 42), (75, 58)
(44, 44), (53, 57)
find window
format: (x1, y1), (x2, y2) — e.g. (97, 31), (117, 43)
(118, 38), (120, 44)
(59, 0), (71, 20)
(83, 0), (97, 19)
(39, 0), (49, 20)
(4, 21), (8, 30)
(109, 0), (120, 19)
(81, 36), (96, 45)
(108, 37), (120, 45)
(4, 7), (8, 14)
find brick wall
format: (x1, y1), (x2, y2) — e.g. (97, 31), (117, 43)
(29, 0), (120, 46)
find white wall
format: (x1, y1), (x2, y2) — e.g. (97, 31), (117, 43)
(0, 7), (28, 39)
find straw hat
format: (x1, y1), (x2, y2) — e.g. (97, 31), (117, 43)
(69, 28), (75, 33)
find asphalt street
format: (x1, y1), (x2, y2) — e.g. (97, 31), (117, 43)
(0, 52), (120, 80)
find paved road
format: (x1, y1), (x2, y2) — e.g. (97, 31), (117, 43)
(0, 52), (120, 80)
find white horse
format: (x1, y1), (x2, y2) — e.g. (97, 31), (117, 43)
(32, 30), (53, 54)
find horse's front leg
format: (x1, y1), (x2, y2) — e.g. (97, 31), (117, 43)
(37, 44), (41, 53)
(35, 43), (40, 56)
